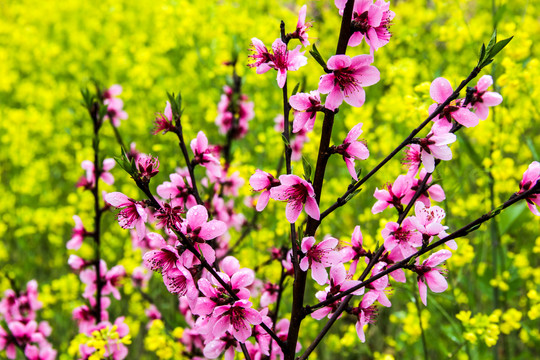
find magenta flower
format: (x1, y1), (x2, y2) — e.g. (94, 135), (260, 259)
(372, 174), (412, 214)
(153, 101), (175, 135)
(402, 169), (446, 207)
(361, 262), (391, 307)
(103, 84), (128, 127)
(212, 300), (262, 342)
(469, 75), (503, 120)
(382, 218), (423, 260)
(157, 173), (197, 209)
(77, 158), (115, 189)
(350, 301), (377, 342)
(248, 38), (308, 88)
(299, 236), (343, 285)
(415, 250), (452, 305)
(215, 86), (254, 139)
(341, 225), (370, 275)
(249, 169), (280, 211)
(270, 39), (308, 88)
(182, 205), (227, 242)
(429, 77), (479, 128)
(143, 243), (182, 274)
(403, 144), (422, 176)
(248, 38), (273, 74)
(409, 202), (447, 239)
(348, 0), (395, 51)
(318, 54), (380, 111)
(417, 127), (457, 173)
(270, 174), (320, 223)
(517, 161), (540, 216)
(289, 90), (322, 133)
(335, 122), (370, 180)
(24, 344), (56, 360)
(191, 131), (222, 179)
(163, 265), (198, 301)
(67, 215), (88, 250)
(105, 192), (148, 239)
(311, 264), (362, 320)
(295, 5), (312, 46)
(135, 154), (160, 181)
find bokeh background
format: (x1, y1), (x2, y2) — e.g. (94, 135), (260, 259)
(0, 0), (539, 359)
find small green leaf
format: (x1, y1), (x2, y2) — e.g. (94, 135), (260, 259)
(292, 83), (301, 96)
(302, 156), (312, 182)
(345, 187), (362, 202)
(488, 36), (513, 59)
(309, 44), (329, 72)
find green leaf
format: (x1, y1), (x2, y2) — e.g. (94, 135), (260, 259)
(345, 187), (362, 202)
(302, 156), (312, 182)
(488, 36), (513, 59)
(498, 202), (527, 235)
(309, 44), (329, 72)
(525, 136), (539, 159)
(292, 82), (301, 96)
(486, 30), (498, 53)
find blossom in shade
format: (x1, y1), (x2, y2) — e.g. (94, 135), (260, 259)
(215, 85), (254, 139)
(335, 123), (369, 180)
(24, 344), (57, 360)
(468, 75), (503, 120)
(372, 174), (412, 214)
(415, 250), (452, 305)
(212, 300), (262, 342)
(191, 131), (222, 178)
(67, 215), (88, 250)
(517, 161), (540, 216)
(348, 0), (395, 51)
(103, 84), (128, 127)
(77, 159), (115, 189)
(153, 101), (175, 135)
(299, 236), (343, 285)
(382, 218), (423, 260)
(249, 169), (280, 211)
(318, 54), (380, 111)
(289, 90), (322, 133)
(105, 192), (148, 239)
(429, 77), (479, 128)
(270, 174), (319, 223)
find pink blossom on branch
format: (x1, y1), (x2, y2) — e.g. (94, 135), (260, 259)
(318, 54), (380, 111)
(249, 169), (280, 211)
(335, 122), (370, 180)
(517, 161), (540, 216)
(372, 174), (412, 214)
(77, 158), (116, 189)
(415, 250), (452, 306)
(348, 0), (395, 52)
(248, 38), (308, 88)
(105, 192), (148, 239)
(295, 5), (312, 46)
(191, 131), (222, 179)
(269, 174), (320, 223)
(153, 101), (175, 135)
(429, 77), (479, 128)
(299, 236), (343, 285)
(468, 75), (503, 120)
(67, 215), (88, 250)
(289, 90), (322, 133)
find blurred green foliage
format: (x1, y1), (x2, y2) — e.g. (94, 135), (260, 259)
(0, 0), (538, 359)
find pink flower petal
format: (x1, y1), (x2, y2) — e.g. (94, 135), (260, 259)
(430, 77), (453, 104)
